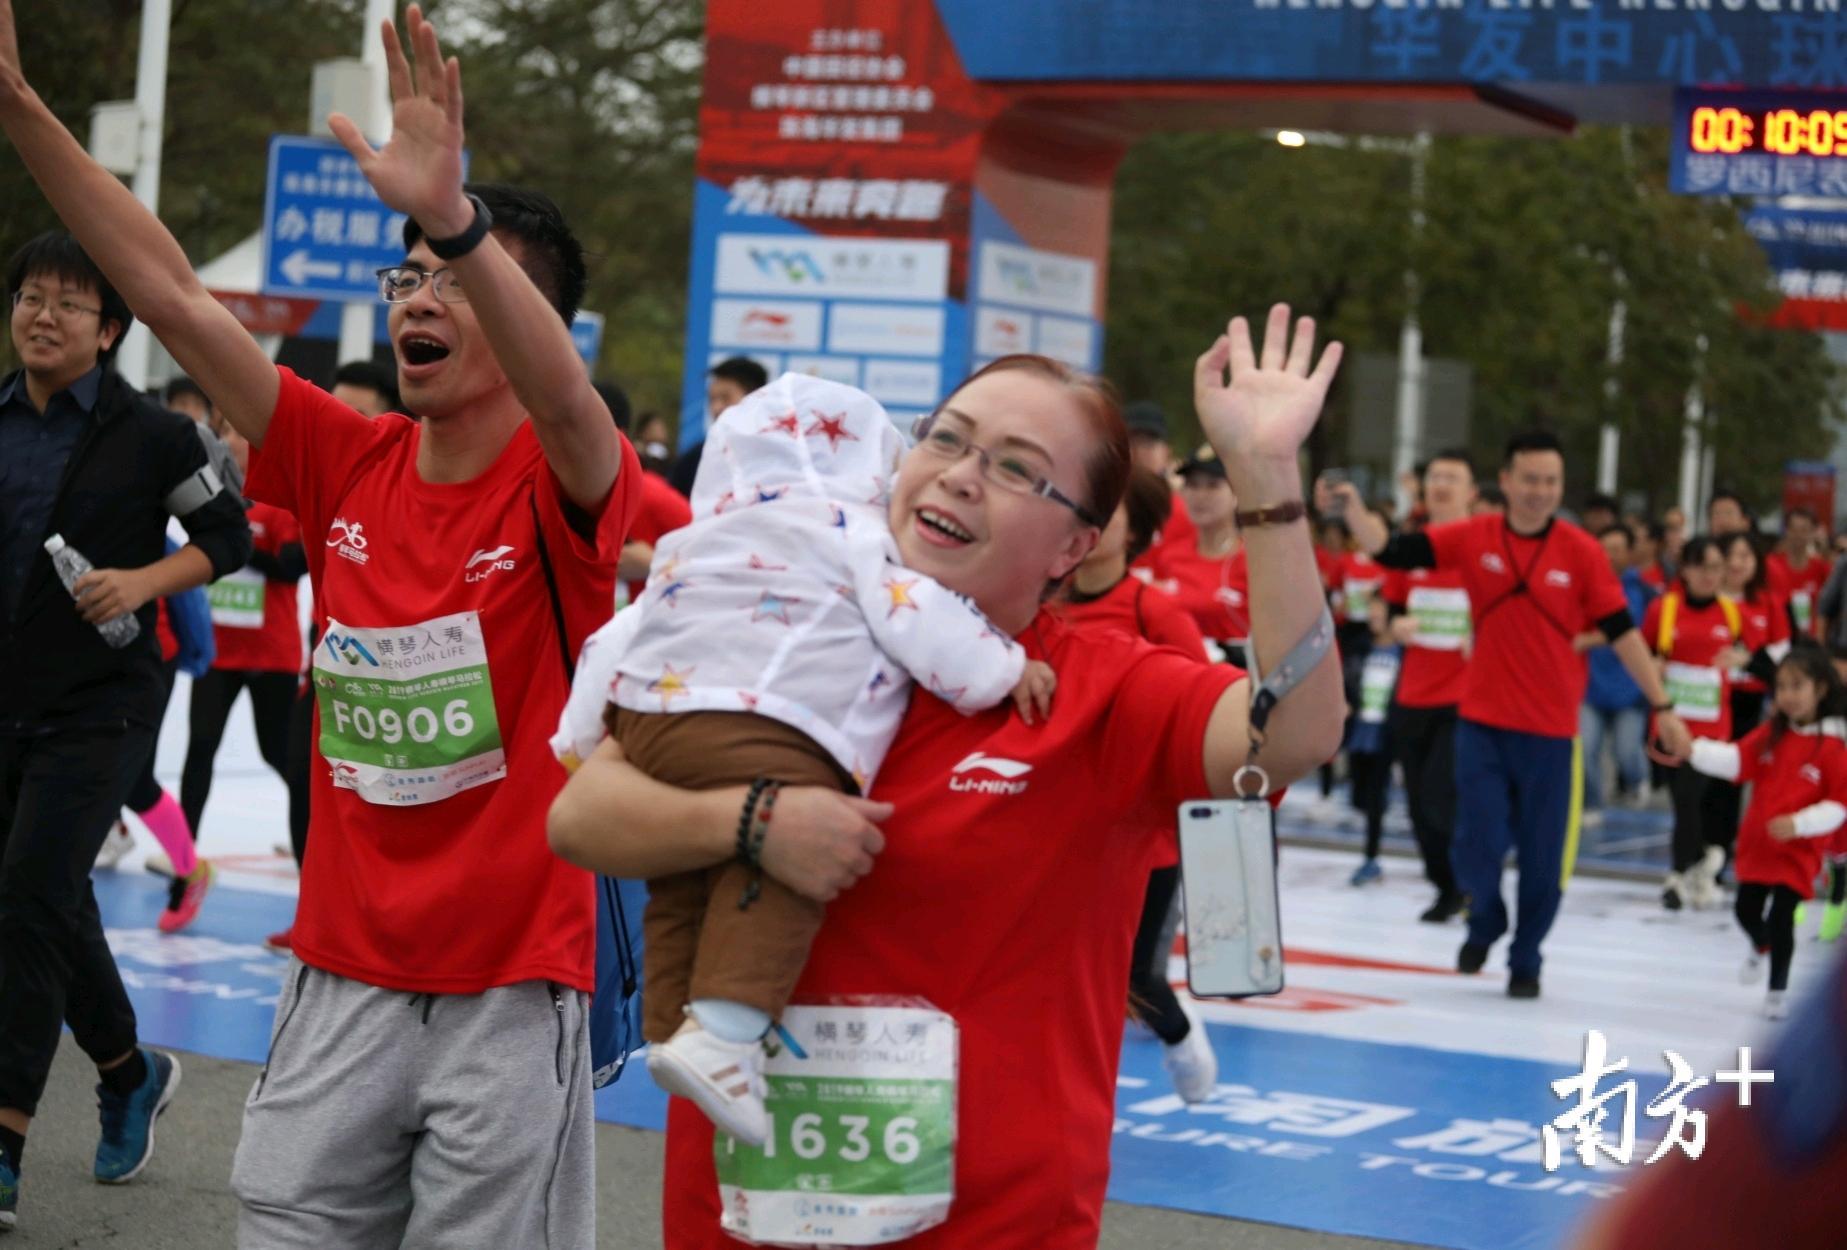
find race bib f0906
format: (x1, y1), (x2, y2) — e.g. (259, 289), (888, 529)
(715, 1001), (957, 1247)
(312, 612), (505, 805)
(207, 567), (266, 629)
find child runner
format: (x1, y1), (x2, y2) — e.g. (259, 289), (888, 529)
(1678, 646), (1847, 1019)
(553, 373), (1052, 1145)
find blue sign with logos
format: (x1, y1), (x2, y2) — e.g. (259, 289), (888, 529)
(1743, 204), (1847, 301)
(571, 311), (605, 367)
(261, 135), (413, 301)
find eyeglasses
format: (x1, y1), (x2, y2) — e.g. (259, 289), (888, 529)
(910, 412), (1100, 527)
(12, 291), (102, 320)
(376, 266), (467, 304)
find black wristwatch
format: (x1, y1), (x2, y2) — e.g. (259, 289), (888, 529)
(425, 193), (492, 260)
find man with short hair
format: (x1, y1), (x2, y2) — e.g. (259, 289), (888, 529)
(1329, 431), (1692, 999)
(1579, 492), (1619, 537)
(0, 231), (252, 1229)
(0, 6), (638, 1242)
(668, 354), (768, 498)
(1709, 489), (1754, 538)
(1378, 449), (1476, 923)
(1767, 506), (1827, 637)
(329, 358), (399, 418)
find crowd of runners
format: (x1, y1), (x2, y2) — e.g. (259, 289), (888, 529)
(2, 3), (1846, 1247)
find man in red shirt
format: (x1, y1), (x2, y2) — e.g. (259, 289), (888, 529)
(1379, 449), (1477, 923)
(1330, 431), (1691, 998)
(0, 9), (638, 1244)
(1767, 506), (1827, 637)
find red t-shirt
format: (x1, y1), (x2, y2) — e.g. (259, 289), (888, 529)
(1336, 551), (1384, 626)
(662, 613), (1241, 1249)
(1642, 593), (1759, 742)
(1766, 551), (1827, 638)
(245, 367), (641, 993)
(1381, 567), (1470, 709)
(154, 598), (178, 664)
(624, 469), (693, 604)
(1731, 725), (1847, 897)
(1314, 546), (1344, 593)
(1145, 541), (1249, 640)
(1425, 515), (1629, 739)
(211, 502), (303, 674)
(1732, 589), (1790, 695)
(1129, 491), (1196, 575)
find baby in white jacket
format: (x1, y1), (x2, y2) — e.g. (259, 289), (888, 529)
(553, 373), (1051, 1145)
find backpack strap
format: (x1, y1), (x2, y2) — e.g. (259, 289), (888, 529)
(1657, 592), (1680, 658)
(528, 487), (576, 683)
(1718, 594), (1743, 641)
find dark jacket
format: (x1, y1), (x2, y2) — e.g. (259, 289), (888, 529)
(0, 367), (251, 733)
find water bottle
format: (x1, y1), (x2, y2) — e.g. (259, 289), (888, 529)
(44, 534), (141, 649)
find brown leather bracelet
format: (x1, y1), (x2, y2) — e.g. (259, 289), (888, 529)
(1234, 500), (1308, 528)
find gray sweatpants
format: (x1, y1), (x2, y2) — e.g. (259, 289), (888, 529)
(231, 959), (595, 1249)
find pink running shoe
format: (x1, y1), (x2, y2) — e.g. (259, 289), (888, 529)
(158, 861), (215, 934)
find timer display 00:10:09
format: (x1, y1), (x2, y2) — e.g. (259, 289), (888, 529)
(1689, 106), (1847, 158)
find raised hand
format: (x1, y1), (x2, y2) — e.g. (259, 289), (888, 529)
(1194, 304), (1343, 467)
(0, 0), (27, 105)
(327, 5), (471, 237)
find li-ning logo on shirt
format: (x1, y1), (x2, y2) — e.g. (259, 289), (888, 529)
(465, 544), (517, 582)
(1481, 553), (1507, 574)
(327, 518), (370, 565)
(1545, 570), (1572, 588)
(949, 752), (1032, 796)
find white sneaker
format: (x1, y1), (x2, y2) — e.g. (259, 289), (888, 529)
(1765, 990), (1790, 1021)
(1740, 951), (1765, 985)
(646, 1017), (770, 1146)
(93, 821), (135, 871)
(1685, 847), (1725, 910)
(1160, 998), (1218, 1104)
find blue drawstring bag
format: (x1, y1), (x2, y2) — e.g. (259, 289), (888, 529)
(590, 874), (649, 1087)
(163, 540), (216, 678)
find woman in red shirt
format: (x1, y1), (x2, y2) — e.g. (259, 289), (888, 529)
(1145, 447), (1249, 650)
(1710, 532), (1792, 878)
(551, 309), (1347, 1250)
(1646, 537), (1761, 911)
(1059, 467), (1215, 1103)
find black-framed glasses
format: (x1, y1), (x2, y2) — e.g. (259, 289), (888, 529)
(910, 412), (1100, 527)
(12, 290), (102, 320)
(376, 266), (467, 304)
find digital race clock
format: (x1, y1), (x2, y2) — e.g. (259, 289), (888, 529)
(1670, 89), (1847, 197)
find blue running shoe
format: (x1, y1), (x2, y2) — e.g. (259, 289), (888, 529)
(93, 1049), (180, 1184)
(1349, 858), (1383, 887)
(0, 1150), (16, 1232)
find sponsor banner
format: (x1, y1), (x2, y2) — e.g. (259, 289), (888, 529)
(828, 302), (948, 357)
(716, 233), (950, 301)
(712, 297), (826, 351)
(976, 241), (1096, 318)
(1034, 315), (1096, 369)
(787, 354), (864, 385)
(974, 305), (1034, 357)
(862, 358), (944, 407)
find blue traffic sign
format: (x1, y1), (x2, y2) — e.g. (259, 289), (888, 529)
(260, 135), (411, 301)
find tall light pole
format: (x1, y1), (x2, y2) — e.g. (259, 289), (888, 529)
(113, 0), (172, 392)
(336, 0), (397, 369)
(1392, 132), (1431, 518)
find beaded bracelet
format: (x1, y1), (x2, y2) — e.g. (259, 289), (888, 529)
(737, 779), (783, 910)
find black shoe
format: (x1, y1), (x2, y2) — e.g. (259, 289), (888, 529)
(1421, 891), (1466, 924)
(1662, 883), (1684, 912)
(1508, 974), (1541, 1000)
(1457, 942), (1489, 974)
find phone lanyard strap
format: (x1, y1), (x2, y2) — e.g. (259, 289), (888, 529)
(1234, 606), (1337, 800)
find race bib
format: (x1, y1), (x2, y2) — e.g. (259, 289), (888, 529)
(716, 1001), (957, 1246)
(1343, 580), (1376, 624)
(1406, 585), (1470, 652)
(1663, 661), (1723, 724)
(1358, 650), (1401, 725)
(1793, 591), (1814, 634)
(207, 567), (266, 629)
(312, 612), (505, 805)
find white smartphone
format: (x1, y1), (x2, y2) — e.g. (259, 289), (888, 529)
(1177, 799), (1285, 998)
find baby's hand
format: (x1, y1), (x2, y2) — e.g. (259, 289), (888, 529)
(1767, 815), (1798, 842)
(1011, 660), (1057, 727)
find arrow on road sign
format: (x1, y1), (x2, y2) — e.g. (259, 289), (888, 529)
(279, 250), (344, 287)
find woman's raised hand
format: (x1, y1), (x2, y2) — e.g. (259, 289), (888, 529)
(326, 4), (473, 238)
(1194, 304), (1343, 467)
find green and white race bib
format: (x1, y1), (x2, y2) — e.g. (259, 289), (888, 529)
(715, 1002), (957, 1246)
(1406, 585), (1471, 652)
(1358, 651), (1401, 725)
(1663, 661), (1723, 724)
(1343, 581), (1375, 623)
(207, 567), (266, 629)
(1793, 591), (1814, 634)
(312, 612), (504, 805)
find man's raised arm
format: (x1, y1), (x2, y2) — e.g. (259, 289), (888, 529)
(0, 0), (280, 442)
(327, 8), (618, 512)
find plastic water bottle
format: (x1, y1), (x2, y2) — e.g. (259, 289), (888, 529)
(44, 534), (141, 649)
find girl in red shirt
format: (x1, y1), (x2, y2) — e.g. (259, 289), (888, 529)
(1060, 467), (1215, 1103)
(1644, 537), (1762, 911)
(1711, 532), (1792, 881)
(1145, 448), (1249, 647)
(1680, 647), (1847, 1019)
(551, 314), (1348, 1250)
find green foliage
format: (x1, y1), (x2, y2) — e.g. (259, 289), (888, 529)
(1108, 125), (1842, 515)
